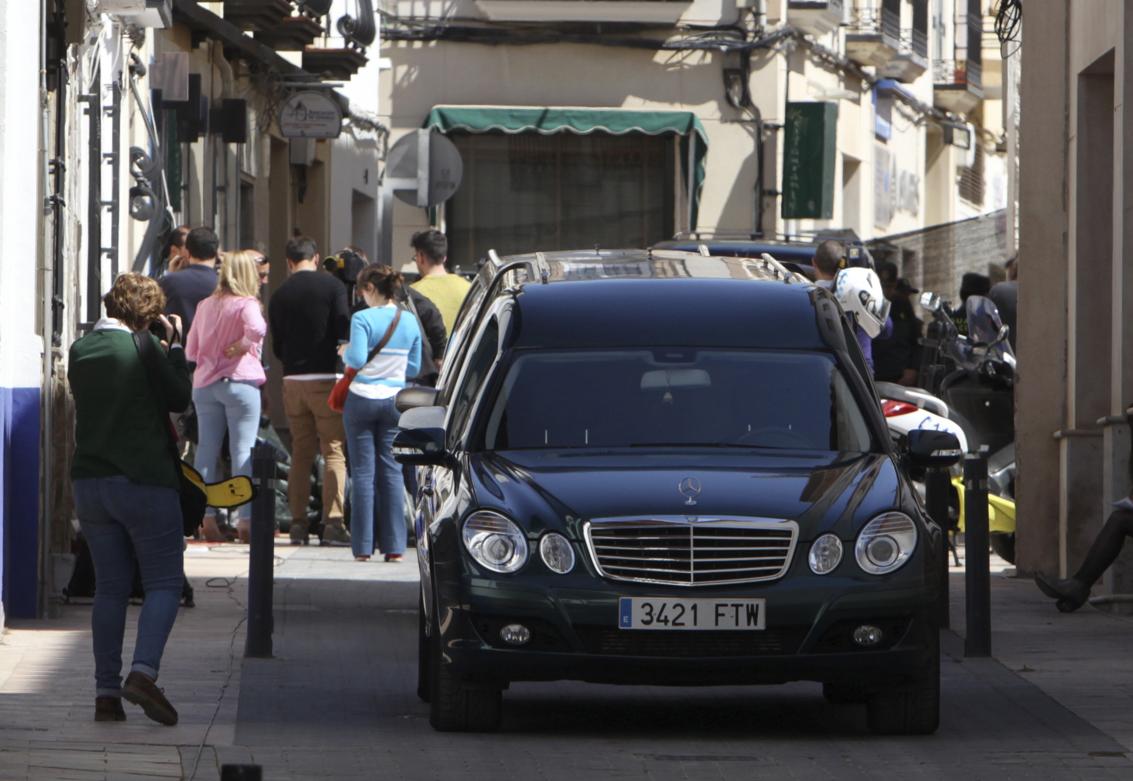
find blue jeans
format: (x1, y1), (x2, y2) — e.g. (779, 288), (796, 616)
(343, 393), (405, 557)
(193, 379), (261, 520)
(73, 477), (185, 696)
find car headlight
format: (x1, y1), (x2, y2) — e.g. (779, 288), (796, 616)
(855, 512), (918, 575)
(808, 533), (843, 575)
(539, 532), (575, 575)
(462, 511), (529, 574)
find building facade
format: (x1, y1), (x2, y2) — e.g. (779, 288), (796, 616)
(379, 0), (1010, 299)
(0, 0), (386, 622)
(1016, 1), (1133, 597)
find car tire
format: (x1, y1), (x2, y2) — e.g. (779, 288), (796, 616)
(990, 532), (1016, 564)
(428, 600), (502, 732)
(866, 632), (940, 735)
(416, 589), (431, 703)
(822, 682), (868, 704)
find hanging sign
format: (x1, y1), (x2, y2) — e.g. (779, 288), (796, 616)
(278, 91), (343, 139)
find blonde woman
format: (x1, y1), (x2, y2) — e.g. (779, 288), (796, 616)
(185, 250), (267, 542)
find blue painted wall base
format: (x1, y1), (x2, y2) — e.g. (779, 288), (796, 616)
(1, 387), (41, 620)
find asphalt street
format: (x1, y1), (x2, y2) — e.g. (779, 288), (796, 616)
(230, 550), (1133, 781)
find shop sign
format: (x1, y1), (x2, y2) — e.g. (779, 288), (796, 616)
(782, 102), (838, 220)
(278, 91), (343, 139)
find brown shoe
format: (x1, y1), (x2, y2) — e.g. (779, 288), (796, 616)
(289, 519), (310, 546)
(320, 522), (351, 547)
(122, 671), (178, 726)
(94, 696), (126, 722)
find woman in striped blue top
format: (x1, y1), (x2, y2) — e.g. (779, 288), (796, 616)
(341, 265), (422, 561)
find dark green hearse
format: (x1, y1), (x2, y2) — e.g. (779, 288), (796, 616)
(393, 250), (961, 735)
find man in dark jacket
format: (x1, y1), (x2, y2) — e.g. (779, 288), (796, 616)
(988, 256), (1018, 352)
(268, 236), (352, 546)
(159, 226), (219, 341)
(873, 262), (923, 386)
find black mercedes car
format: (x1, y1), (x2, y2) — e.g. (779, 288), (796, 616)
(394, 249), (960, 735)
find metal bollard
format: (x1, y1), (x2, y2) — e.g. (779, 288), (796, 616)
(924, 467), (952, 629)
(963, 449), (991, 657)
(245, 442), (276, 658)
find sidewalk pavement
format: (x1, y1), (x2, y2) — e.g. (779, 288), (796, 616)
(0, 541), (1130, 779)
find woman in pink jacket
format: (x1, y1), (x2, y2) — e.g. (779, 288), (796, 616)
(186, 251), (267, 542)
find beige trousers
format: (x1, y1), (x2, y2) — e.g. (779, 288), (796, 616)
(282, 379), (346, 526)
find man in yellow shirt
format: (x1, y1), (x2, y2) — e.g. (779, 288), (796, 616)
(410, 229), (470, 336)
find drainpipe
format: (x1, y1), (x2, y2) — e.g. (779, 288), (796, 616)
(755, 0), (768, 34)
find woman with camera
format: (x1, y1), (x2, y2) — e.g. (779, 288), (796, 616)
(185, 250), (267, 543)
(340, 264), (421, 561)
(69, 273), (190, 725)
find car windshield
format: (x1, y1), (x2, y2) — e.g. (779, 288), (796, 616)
(482, 349), (873, 453)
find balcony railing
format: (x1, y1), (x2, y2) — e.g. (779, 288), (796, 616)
(475, 0), (693, 25)
(933, 58), (982, 91)
(845, 6), (901, 42)
(908, 27), (927, 59)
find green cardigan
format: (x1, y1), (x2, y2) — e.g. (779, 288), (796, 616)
(69, 326), (192, 490)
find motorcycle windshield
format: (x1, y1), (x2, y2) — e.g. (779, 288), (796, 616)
(966, 296), (1003, 345)
(966, 295), (1015, 361)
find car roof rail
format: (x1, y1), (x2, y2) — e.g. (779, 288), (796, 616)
(534, 251), (551, 284)
(759, 252), (801, 284)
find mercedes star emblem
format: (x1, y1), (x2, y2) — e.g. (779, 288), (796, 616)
(678, 477), (702, 506)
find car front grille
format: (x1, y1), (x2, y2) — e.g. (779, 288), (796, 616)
(575, 626), (805, 657)
(584, 517), (798, 587)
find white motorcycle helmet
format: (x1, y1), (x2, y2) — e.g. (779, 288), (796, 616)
(833, 267), (891, 338)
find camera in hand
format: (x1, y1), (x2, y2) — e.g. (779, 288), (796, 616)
(148, 319), (180, 345)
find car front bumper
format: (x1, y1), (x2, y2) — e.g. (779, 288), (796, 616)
(431, 561), (940, 688)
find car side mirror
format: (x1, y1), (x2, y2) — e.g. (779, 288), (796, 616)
(906, 429), (964, 469)
(393, 405), (449, 466)
(396, 386), (439, 414)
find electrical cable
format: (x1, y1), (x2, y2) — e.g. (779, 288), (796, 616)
(994, 0), (1022, 59)
(994, 0), (1022, 46)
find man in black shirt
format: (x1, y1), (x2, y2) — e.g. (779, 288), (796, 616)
(873, 261), (923, 386)
(159, 226), (219, 341)
(268, 236), (352, 546)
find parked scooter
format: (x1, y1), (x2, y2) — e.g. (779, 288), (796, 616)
(917, 292), (1018, 563)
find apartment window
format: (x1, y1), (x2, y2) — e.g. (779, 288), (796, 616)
(959, 143), (985, 205)
(446, 132), (677, 261)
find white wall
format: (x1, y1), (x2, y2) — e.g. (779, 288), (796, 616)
(0, 0), (45, 388)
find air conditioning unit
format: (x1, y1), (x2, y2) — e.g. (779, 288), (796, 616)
(95, 0), (172, 29)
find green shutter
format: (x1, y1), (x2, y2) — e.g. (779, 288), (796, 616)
(782, 102), (838, 220)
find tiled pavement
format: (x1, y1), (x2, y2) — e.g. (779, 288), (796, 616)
(1, 543), (1133, 779)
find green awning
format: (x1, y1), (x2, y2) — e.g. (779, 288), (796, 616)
(424, 106), (709, 229)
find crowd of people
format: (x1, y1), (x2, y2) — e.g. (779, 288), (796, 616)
(67, 225), (468, 724)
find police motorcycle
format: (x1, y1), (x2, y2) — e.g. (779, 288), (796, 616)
(917, 292), (1018, 563)
(829, 267), (1015, 566)
(832, 269), (968, 453)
